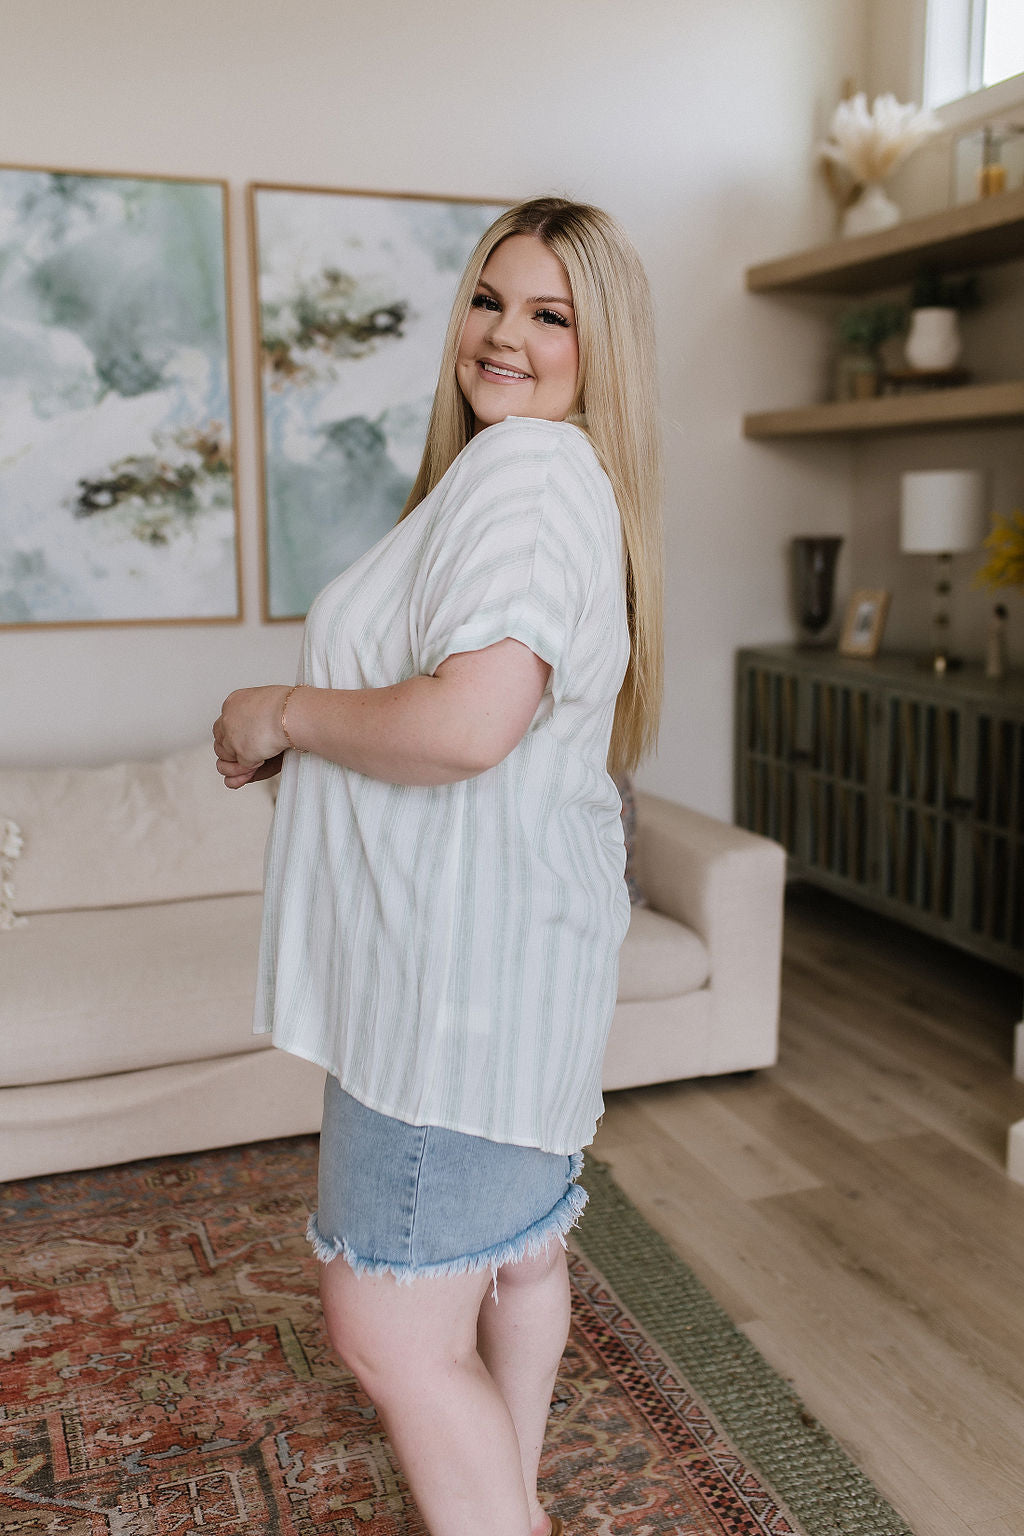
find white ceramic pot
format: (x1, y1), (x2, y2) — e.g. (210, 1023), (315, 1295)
(905, 307), (962, 371)
(841, 181), (901, 238)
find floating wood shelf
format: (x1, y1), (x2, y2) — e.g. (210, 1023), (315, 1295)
(743, 381), (1024, 438)
(746, 186), (1024, 295)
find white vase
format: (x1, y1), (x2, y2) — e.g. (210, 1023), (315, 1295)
(905, 307), (962, 370)
(841, 181), (901, 238)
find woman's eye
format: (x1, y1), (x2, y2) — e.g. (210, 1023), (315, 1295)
(470, 293), (500, 311)
(537, 309), (570, 327)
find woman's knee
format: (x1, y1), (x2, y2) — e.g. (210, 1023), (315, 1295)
(319, 1265), (401, 1387)
(319, 1259), (488, 1396)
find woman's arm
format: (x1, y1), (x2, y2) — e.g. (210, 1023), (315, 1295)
(213, 638), (552, 789)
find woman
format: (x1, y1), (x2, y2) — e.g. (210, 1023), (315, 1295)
(214, 196), (662, 1536)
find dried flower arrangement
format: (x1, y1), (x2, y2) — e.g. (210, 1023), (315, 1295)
(821, 92), (942, 186)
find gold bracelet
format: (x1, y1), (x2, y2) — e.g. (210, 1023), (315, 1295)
(281, 685), (304, 752)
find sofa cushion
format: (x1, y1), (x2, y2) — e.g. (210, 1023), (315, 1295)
(616, 906), (710, 1001)
(0, 744), (275, 914)
(0, 894), (270, 1085)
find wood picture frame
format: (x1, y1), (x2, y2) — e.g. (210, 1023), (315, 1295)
(248, 182), (508, 621)
(839, 588), (891, 658)
(0, 162), (241, 629)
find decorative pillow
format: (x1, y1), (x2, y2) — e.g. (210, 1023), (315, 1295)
(0, 819), (27, 930)
(613, 774), (648, 907)
(0, 743), (277, 915)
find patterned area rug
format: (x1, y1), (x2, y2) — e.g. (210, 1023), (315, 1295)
(0, 1137), (911, 1535)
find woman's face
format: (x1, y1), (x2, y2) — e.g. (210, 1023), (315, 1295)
(456, 234), (579, 434)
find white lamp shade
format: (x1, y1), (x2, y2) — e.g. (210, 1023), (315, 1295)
(900, 470), (988, 554)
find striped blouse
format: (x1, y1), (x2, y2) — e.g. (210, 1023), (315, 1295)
(253, 415), (631, 1153)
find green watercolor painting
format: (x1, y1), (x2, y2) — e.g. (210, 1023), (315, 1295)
(0, 169), (238, 626)
(252, 187), (506, 620)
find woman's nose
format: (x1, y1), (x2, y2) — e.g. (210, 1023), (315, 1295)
(485, 307), (522, 349)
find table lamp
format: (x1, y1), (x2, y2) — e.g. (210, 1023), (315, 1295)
(900, 469), (988, 674)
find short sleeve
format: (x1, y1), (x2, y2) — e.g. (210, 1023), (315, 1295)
(414, 426), (596, 684)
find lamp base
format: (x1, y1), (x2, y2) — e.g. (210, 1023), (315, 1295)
(914, 652), (966, 674)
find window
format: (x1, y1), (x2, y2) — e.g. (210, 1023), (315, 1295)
(924, 0), (1024, 107)
(983, 0), (1024, 89)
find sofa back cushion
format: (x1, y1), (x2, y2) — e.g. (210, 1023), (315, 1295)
(0, 744), (276, 914)
(613, 774), (648, 907)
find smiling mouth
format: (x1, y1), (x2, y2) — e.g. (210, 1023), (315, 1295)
(478, 361), (532, 381)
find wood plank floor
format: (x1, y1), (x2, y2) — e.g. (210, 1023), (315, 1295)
(592, 881), (1024, 1536)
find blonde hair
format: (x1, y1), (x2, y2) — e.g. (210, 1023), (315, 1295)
(400, 197), (663, 775)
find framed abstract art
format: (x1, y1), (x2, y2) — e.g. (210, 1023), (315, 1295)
(249, 184), (507, 620)
(0, 165), (241, 628)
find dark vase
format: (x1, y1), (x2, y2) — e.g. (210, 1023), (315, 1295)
(792, 536), (843, 646)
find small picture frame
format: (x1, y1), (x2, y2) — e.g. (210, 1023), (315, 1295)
(839, 589), (890, 658)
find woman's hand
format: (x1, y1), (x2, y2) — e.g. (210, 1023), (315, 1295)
(213, 686), (291, 789)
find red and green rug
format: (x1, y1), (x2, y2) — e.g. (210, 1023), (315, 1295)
(0, 1137), (911, 1535)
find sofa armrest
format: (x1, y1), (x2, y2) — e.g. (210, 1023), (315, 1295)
(633, 791), (787, 1072)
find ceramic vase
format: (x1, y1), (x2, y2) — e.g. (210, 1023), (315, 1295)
(792, 536), (844, 646)
(905, 307), (962, 370)
(841, 181), (901, 238)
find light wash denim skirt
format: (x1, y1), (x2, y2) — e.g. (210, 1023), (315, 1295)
(306, 1074), (587, 1286)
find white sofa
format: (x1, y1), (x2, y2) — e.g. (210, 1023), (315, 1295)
(0, 745), (786, 1181)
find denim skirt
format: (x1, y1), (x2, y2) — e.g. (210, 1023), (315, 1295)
(306, 1074), (587, 1286)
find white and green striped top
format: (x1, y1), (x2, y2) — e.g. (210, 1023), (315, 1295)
(254, 415), (631, 1153)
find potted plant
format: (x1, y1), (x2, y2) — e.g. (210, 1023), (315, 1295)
(905, 267), (980, 371)
(835, 301), (907, 398)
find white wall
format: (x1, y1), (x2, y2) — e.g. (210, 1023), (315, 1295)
(857, 8), (1024, 668)
(0, 0), (866, 819)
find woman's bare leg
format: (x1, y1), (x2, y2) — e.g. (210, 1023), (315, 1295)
(319, 1256), (533, 1536)
(477, 1243), (571, 1536)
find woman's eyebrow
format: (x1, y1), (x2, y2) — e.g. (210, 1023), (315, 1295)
(476, 279), (574, 308)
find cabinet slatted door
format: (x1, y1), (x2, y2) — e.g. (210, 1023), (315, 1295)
(805, 680), (872, 887)
(737, 662), (800, 854)
(735, 646), (1024, 977)
(971, 712), (1024, 951)
(880, 694), (962, 928)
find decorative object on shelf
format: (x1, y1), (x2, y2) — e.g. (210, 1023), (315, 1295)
(973, 507), (1024, 680)
(900, 469), (989, 673)
(986, 603), (1009, 681)
(883, 367), (972, 393)
(973, 507), (1024, 589)
(903, 268), (980, 372)
(905, 308), (961, 369)
(250, 183), (507, 621)
(979, 124), (1008, 197)
(951, 120), (1024, 204)
(842, 181), (903, 238)
(835, 301), (906, 398)
(0, 165), (240, 629)
(820, 93), (942, 238)
(838, 588), (890, 657)
(791, 536), (844, 645)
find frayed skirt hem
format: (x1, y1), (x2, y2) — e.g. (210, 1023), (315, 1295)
(306, 1151), (587, 1297)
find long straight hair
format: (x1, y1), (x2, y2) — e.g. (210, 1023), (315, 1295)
(400, 197), (663, 775)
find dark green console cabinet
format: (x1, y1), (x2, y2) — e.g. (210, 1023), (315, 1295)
(735, 645), (1024, 975)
